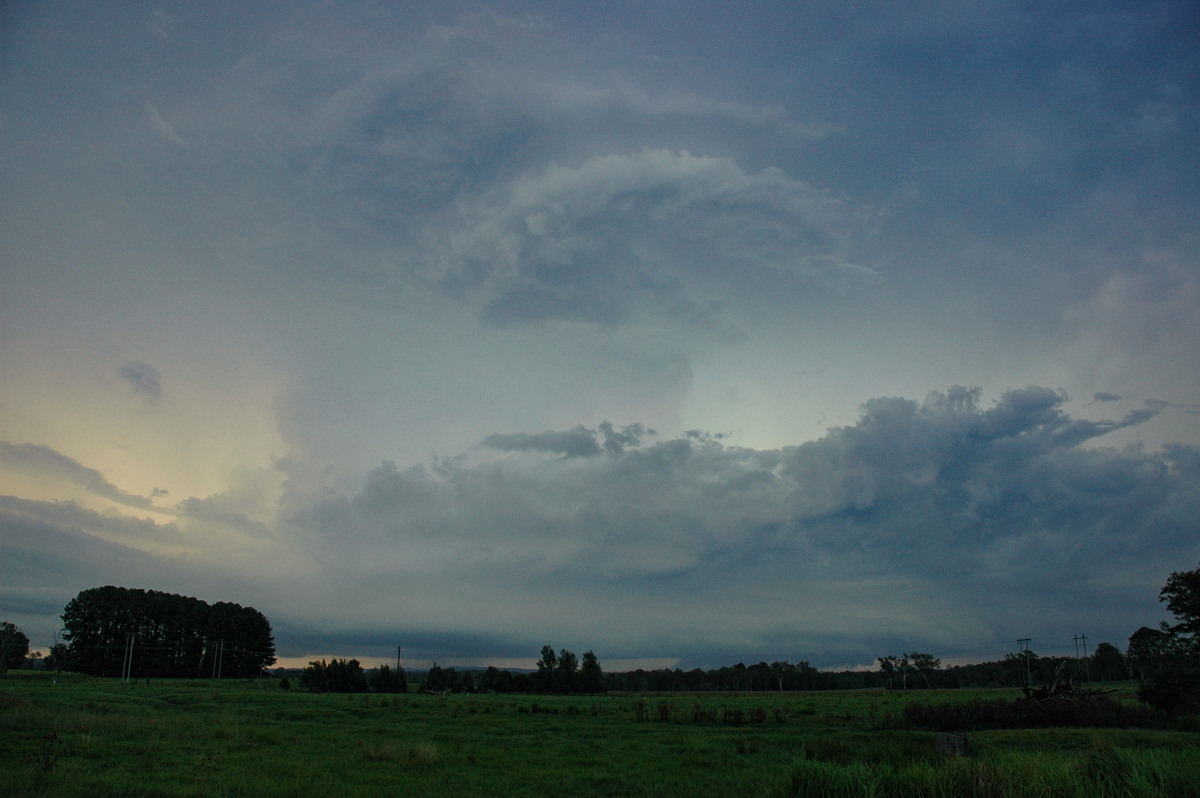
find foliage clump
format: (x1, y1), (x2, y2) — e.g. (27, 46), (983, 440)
(902, 695), (1161, 732)
(0, 622), (31, 672)
(1127, 562), (1200, 713)
(59, 585), (275, 678)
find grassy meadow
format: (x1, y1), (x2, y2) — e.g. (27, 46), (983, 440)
(3, 671), (1199, 797)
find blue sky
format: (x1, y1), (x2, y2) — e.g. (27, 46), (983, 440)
(2, 1), (1198, 670)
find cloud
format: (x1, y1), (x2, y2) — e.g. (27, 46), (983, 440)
(481, 427), (603, 459)
(145, 102), (191, 150)
(142, 13), (869, 335)
(0, 442), (156, 510)
(117, 361), (163, 399)
(427, 148), (870, 328)
(282, 386), (1193, 663)
(2, 387), (1193, 665)
(480, 422), (653, 459)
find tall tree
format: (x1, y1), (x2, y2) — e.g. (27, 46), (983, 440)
(0, 622), (30, 671)
(557, 649), (578, 693)
(60, 586), (274, 677)
(1161, 564), (1200, 637)
(1091, 642), (1127, 682)
(908, 651), (942, 688)
(535, 645), (557, 693)
(579, 650), (605, 693)
(1130, 563), (1200, 712)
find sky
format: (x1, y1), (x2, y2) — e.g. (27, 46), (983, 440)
(2, 0), (1198, 672)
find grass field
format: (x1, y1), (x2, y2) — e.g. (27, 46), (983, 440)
(3, 671), (1198, 797)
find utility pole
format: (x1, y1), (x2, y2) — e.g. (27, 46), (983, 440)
(122, 633), (135, 682)
(1072, 634), (1092, 682)
(397, 645), (402, 672)
(211, 640), (225, 679)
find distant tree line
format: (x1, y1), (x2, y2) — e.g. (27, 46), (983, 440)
(296, 645), (608, 694)
(59, 586), (275, 678)
(298, 659), (407, 693)
(410, 646), (607, 695)
(606, 659), (837, 693)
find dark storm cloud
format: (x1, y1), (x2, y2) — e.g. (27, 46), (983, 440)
(480, 422), (653, 458)
(117, 361), (163, 399)
(599, 422), (653, 454)
(481, 426), (603, 458)
(291, 386), (1195, 664)
(0, 442), (156, 509)
(0, 496), (180, 628)
(48, 10), (870, 332)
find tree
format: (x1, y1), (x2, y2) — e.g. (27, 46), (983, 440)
(45, 643), (70, 672)
(368, 664), (407, 694)
(579, 650), (605, 694)
(300, 658), (367, 693)
(1090, 642), (1127, 682)
(535, 645), (557, 693)
(0, 622), (30, 671)
(1129, 563), (1200, 712)
(908, 652), (942, 688)
(60, 586), (274, 678)
(557, 649), (578, 693)
(877, 654), (910, 689)
(1161, 564), (1200, 637)
(424, 663), (447, 693)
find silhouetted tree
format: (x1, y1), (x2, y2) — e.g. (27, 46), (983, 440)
(1129, 563), (1200, 712)
(368, 664), (408, 693)
(424, 663), (448, 693)
(557, 649), (578, 693)
(0, 622), (30, 671)
(535, 645), (557, 693)
(300, 658), (367, 693)
(1090, 642), (1127, 682)
(60, 586), (274, 677)
(908, 652), (942, 688)
(45, 643), (70, 672)
(579, 650), (605, 693)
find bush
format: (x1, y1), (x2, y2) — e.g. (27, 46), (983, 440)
(902, 696), (1163, 731)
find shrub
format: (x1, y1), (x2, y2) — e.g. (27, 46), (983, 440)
(902, 696), (1163, 731)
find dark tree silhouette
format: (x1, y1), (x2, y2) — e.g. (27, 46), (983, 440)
(0, 622), (30, 671)
(60, 586), (275, 678)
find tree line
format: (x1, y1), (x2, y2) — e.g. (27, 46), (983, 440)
(296, 659), (407, 693)
(57, 585), (275, 678)
(297, 645), (608, 694)
(8, 564), (1196, 711)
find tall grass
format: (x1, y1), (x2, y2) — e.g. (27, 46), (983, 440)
(4, 673), (1198, 797)
(773, 740), (1200, 798)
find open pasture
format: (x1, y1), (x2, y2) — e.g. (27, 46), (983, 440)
(3, 672), (1198, 797)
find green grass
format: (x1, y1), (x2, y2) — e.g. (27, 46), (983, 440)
(2, 672), (1197, 797)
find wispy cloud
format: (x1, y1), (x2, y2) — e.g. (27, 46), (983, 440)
(117, 361), (163, 400)
(144, 103), (190, 150)
(0, 442), (157, 510)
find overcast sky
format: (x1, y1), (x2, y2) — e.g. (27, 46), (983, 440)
(2, 1), (1198, 671)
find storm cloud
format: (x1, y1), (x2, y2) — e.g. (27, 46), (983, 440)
(2, 2), (1197, 667)
(275, 387), (1197, 664)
